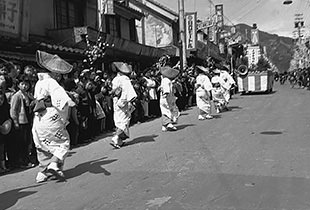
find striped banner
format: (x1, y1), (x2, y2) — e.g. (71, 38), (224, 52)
(237, 71), (274, 92)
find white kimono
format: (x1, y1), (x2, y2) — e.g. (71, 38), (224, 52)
(112, 74), (137, 138)
(196, 74), (212, 114)
(32, 73), (73, 161)
(220, 70), (235, 102)
(211, 76), (226, 107)
(160, 77), (179, 121)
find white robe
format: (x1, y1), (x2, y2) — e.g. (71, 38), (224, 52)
(32, 73), (73, 161)
(159, 77), (179, 120)
(196, 74), (212, 113)
(220, 71), (235, 102)
(112, 74), (137, 137)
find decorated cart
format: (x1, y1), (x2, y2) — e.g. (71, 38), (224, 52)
(237, 70), (274, 93)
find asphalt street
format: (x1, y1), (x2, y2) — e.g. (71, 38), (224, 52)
(1, 82), (310, 210)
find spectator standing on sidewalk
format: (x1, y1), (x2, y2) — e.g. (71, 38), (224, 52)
(0, 90), (11, 173)
(10, 75), (36, 168)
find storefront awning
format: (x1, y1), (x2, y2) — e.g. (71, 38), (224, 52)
(102, 34), (167, 58)
(0, 51), (36, 62)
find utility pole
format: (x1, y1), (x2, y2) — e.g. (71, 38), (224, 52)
(178, 0), (187, 71)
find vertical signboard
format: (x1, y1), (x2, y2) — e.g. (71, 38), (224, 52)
(251, 29), (259, 45)
(215, 4), (224, 29)
(185, 12), (197, 51)
(0, 0), (21, 36)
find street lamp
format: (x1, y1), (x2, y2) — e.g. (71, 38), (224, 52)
(283, 0), (293, 5)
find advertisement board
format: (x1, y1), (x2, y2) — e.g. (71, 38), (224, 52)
(0, 0), (21, 36)
(144, 14), (173, 47)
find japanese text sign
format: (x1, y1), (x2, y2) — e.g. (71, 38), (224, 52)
(0, 0), (20, 35)
(185, 12), (197, 51)
(215, 4), (224, 29)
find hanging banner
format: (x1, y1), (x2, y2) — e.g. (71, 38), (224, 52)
(185, 12), (197, 51)
(0, 0), (21, 36)
(102, 0), (114, 15)
(215, 4), (224, 29)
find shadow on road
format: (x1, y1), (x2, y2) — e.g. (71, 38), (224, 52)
(212, 115), (221, 119)
(0, 185), (39, 210)
(228, 106), (242, 111)
(67, 151), (77, 158)
(64, 157), (117, 180)
(260, 131), (283, 135)
(176, 124), (195, 130)
(124, 134), (158, 147)
(240, 90), (277, 96)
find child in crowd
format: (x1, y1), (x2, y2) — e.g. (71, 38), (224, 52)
(10, 75), (36, 168)
(95, 94), (106, 134)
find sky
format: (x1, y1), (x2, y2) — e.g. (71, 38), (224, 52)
(156, 0), (310, 38)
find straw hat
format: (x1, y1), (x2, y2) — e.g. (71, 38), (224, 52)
(36, 50), (73, 74)
(212, 68), (221, 74)
(0, 119), (12, 135)
(160, 66), (179, 79)
(113, 62), (132, 74)
(196, 65), (209, 73)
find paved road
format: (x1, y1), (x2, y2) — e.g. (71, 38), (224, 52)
(1, 82), (310, 210)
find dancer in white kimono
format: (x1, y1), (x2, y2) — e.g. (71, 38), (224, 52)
(195, 66), (213, 120)
(32, 50), (74, 183)
(110, 62), (137, 149)
(159, 66), (180, 132)
(219, 69), (235, 107)
(211, 69), (227, 113)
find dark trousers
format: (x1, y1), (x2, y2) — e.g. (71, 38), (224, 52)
(7, 124), (32, 166)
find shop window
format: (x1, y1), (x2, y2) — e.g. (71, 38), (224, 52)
(55, 0), (84, 29)
(105, 15), (121, 37)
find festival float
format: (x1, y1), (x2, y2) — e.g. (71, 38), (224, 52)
(236, 55), (274, 93)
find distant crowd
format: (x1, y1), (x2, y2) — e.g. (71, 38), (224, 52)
(276, 68), (310, 89)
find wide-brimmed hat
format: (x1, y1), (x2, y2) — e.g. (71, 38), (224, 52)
(212, 68), (221, 74)
(0, 119), (12, 135)
(36, 50), (73, 74)
(160, 66), (179, 79)
(113, 62), (132, 74)
(196, 65), (209, 73)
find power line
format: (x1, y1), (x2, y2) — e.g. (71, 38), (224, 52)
(234, 0), (267, 22)
(229, 0), (257, 22)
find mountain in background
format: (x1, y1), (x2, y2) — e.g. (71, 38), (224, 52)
(234, 23), (294, 72)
